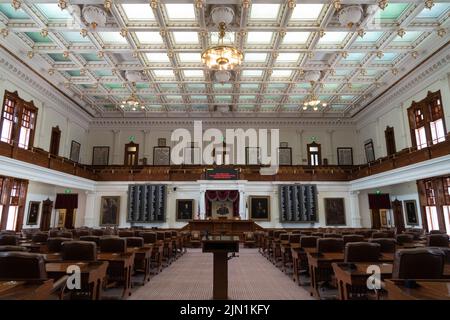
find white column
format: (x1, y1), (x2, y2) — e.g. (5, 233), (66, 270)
(143, 129), (151, 163)
(326, 129), (334, 164)
(239, 188), (246, 219)
(296, 129), (303, 165)
(63, 117), (71, 158)
(84, 191), (97, 227)
(399, 102), (409, 148)
(199, 187), (206, 220)
(375, 119), (382, 157)
(112, 129), (121, 165)
(349, 191), (362, 227)
(37, 102), (47, 149)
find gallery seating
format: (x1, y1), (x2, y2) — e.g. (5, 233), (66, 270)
(371, 232), (389, 239)
(119, 230), (135, 238)
(126, 237), (144, 248)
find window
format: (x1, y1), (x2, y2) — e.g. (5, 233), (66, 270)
(408, 90), (446, 149)
(425, 206), (440, 231)
(444, 206), (450, 236)
(0, 176), (28, 231)
(0, 91), (37, 149)
(307, 142), (321, 166)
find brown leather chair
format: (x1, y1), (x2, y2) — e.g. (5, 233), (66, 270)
(118, 230), (135, 238)
(0, 234), (18, 246)
(369, 238), (396, 253)
(343, 234), (365, 244)
(61, 241), (97, 261)
(0, 252), (47, 280)
(426, 234), (449, 247)
(288, 234), (301, 244)
(344, 242), (381, 262)
(0, 245), (28, 252)
(76, 229), (91, 237)
(126, 237), (144, 248)
(324, 233), (342, 238)
(79, 235), (101, 245)
(32, 232), (48, 243)
(429, 230), (445, 234)
(91, 229), (105, 236)
(141, 232), (157, 244)
(371, 232), (389, 239)
(156, 232), (165, 241)
(99, 237), (127, 253)
(392, 248), (445, 279)
(48, 230), (60, 237)
(279, 233), (289, 241)
(395, 234), (414, 245)
(317, 238), (344, 253)
(59, 231), (73, 239)
(311, 232), (323, 237)
(300, 236), (319, 248)
(47, 237), (72, 253)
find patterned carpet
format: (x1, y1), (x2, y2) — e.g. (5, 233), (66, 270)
(129, 248), (313, 300)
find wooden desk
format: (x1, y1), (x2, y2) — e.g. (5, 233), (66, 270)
(0, 279), (53, 300)
(128, 246), (153, 285)
(202, 235), (239, 300)
(46, 261), (108, 300)
(189, 220), (258, 239)
(97, 252), (135, 299)
(332, 262), (393, 300)
(307, 252), (393, 298)
(385, 279), (450, 300)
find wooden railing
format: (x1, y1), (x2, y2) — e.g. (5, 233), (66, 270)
(0, 136), (449, 182)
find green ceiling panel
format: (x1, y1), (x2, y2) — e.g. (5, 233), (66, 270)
(66, 70), (81, 77)
(416, 3), (450, 18)
(378, 3), (409, 19)
(80, 53), (104, 62)
(60, 32), (91, 43)
(25, 32), (52, 43)
(0, 4), (29, 19)
(48, 53), (68, 62)
(35, 4), (73, 20)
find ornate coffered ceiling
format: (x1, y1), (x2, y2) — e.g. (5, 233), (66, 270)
(0, 0), (449, 119)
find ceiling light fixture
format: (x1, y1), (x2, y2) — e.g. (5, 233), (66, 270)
(63, 51), (70, 58)
(411, 51), (418, 59)
(378, 0), (388, 10)
(376, 50), (384, 59)
(82, 5), (107, 30)
(303, 93), (323, 111)
(202, 6), (243, 71)
(214, 70), (231, 83)
(338, 5), (363, 28)
(121, 84), (141, 110)
(58, 0), (68, 10)
(304, 70), (321, 86)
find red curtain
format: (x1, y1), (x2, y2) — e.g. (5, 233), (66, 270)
(55, 194), (78, 209)
(205, 190), (239, 217)
(368, 194), (391, 209)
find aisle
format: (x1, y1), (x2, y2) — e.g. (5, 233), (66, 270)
(130, 248), (313, 300)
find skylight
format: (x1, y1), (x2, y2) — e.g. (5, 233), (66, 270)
(135, 32), (164, 44)
(276, 53), (300, 62)
(318, 32), (348, 44)
(153, 70), (175, 77)
(178, 53), (201, 63)
(183, 70), (204, 78)
(99, 32), (128, 44)
(291, 4), (323, 20)
(247, 32), (273, 44)
(60, 32), (90, 43)
(173, 32), (198, 44)
(146, 52), (170, 63)
(245, 53), (268, 62)
(250, 4), (280, 20)
(282, 32), (310, 44)
(242, 70), (264, 77)
(35, 4), (73, 20)
(122, 4), (156, 20)
(271, 70), (292, 78)
(165, 4), (196, 20)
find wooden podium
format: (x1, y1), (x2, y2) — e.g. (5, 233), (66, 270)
(202, 235), (239, 300)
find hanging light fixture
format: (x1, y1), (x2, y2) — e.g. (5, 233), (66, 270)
(121, 84), (141, 110)
(202, 6), (243, 71)
(303, 92), (326, 111)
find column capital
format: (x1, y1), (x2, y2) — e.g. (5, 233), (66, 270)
(326, 129), (334, 135)
(296, 129), (304, 135)
(143, 129), (151, 134)
(112, 129), (121, 134)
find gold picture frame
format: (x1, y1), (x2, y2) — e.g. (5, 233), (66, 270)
(249, 196), (270, 221)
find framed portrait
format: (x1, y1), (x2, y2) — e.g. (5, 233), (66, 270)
(26, 201), (40, 225)
(69, 140), (81, 163)
(404, 200), (419, 225)
(57, 210), (66, 228)
(364, 139), (375, 163)
(153, 146), (171, 165)
(337, 147), (353, 165)
(92, 146), (109, 165)
(379, 209), (389, 227)
(324, 198), (346, 225)
(211, 201), (233, 219)
(246, 147), (260, 165)
(100, 196), (120, 226)
(278, 147), (292, 165)
(249, 196), (270, 221)
(176, 199), (194, 221)
(158, 138), (166, 147)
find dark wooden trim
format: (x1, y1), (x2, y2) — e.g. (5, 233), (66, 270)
(307, 142), (321, 166)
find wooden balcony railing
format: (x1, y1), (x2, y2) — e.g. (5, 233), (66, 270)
(0, 135), (449, 182)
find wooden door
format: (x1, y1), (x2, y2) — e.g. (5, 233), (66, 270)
(371, 209), (381, 229)
(124, 142), (139, 166)
(385, 126), (396, 156)
(64, 208), (75, 229)
(49, 126), (61, 156)
(40, 198), (53, 231)
(391, 199), (405, 234)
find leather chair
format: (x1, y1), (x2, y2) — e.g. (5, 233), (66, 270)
(61, 241), (97, 261)
(343, 234), (365, 244)
(0, 234), (18, 246)
(59, 231), (73, 239)
(47, 237), (72, 253)
(79, 235), (100, 245)
(344, 242), (381, 262)
(91, 229), (105, 236)
(324, 233), (342, 238)
(317, 238), (344, 253)
(429, 230), (445, 235)
(311, 232), (323, 237)
(0, 245), (28, 252)
(76, 229), (91, 237)
(118, 230), (135, 238)
(0, 252), (47, 280)
(126, 237), (144, 248)
(369, 238), (396, 253)
(300, 236), (319, 248)
(371, 232), (389, 239)
(48, 230), (60, 237)
(392, 248), (445, 279)
(395, 234), (414, 245)
(32, 232), (48, 243)
(99, 237), (127, 253)
(141, 232), (157, 244)
(426, 234), (449, 247)
(288, 234), (301, 244)
(156, 232), (165, 241)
